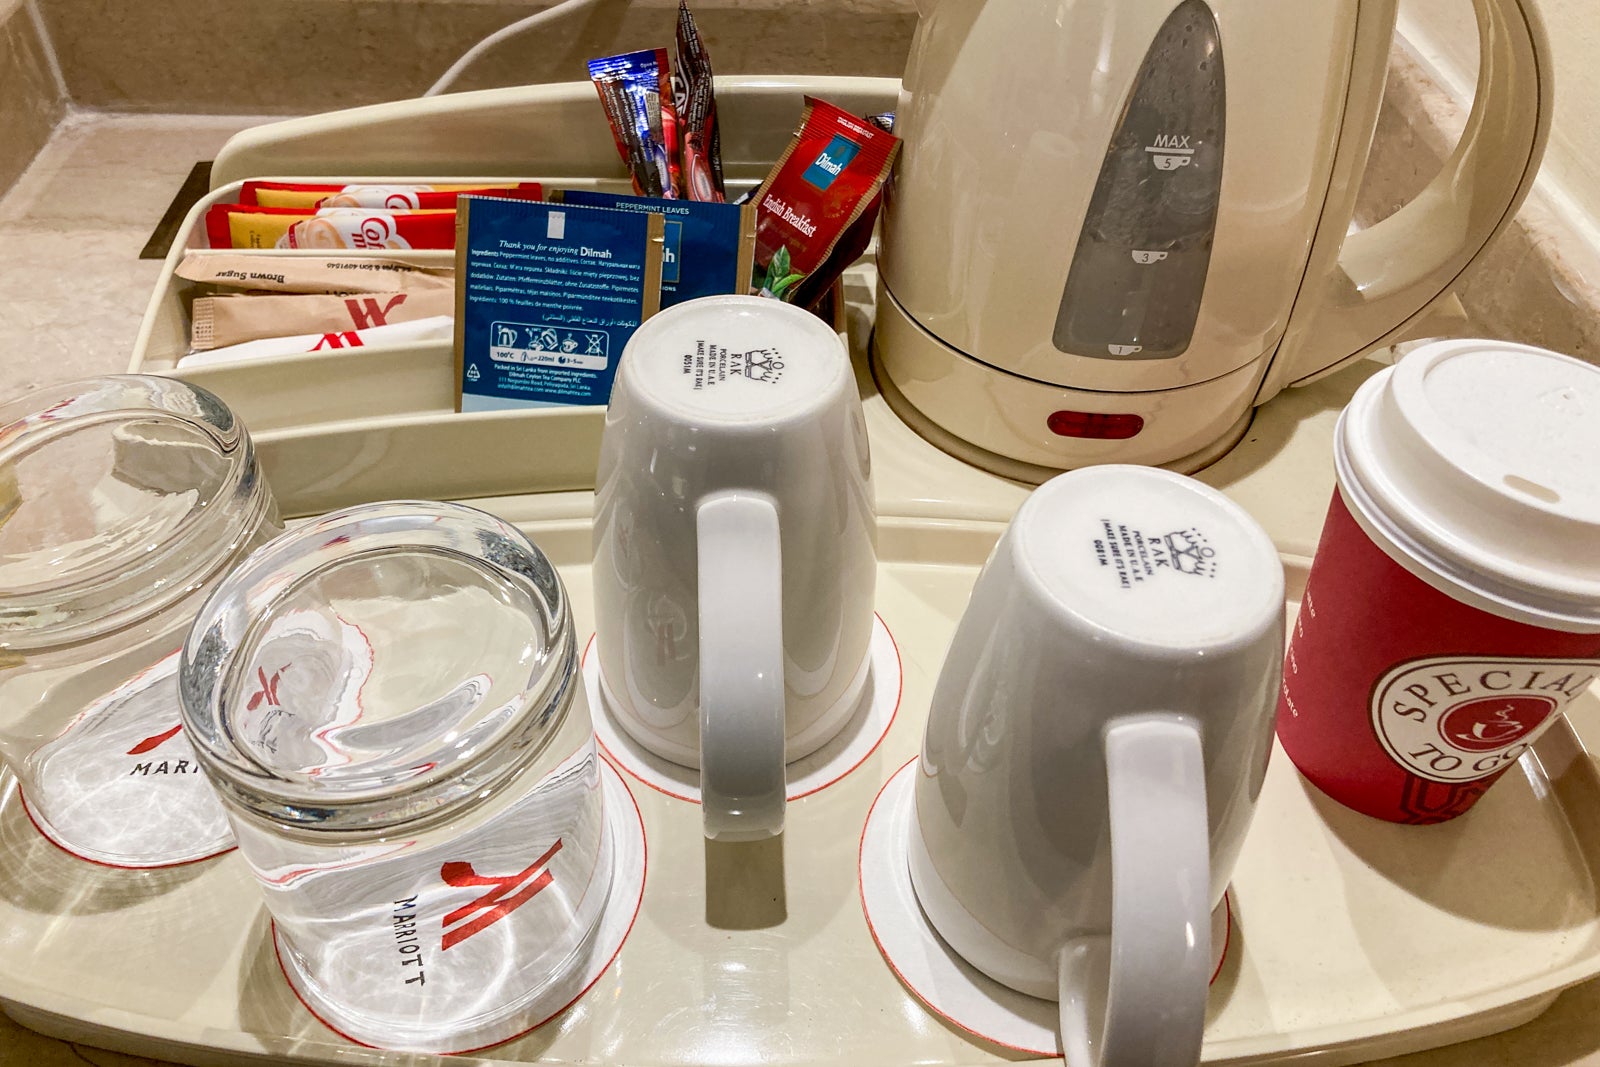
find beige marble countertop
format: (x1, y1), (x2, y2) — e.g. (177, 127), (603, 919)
(5, 111), (1600, 1067)
(0, 110), (269, 391)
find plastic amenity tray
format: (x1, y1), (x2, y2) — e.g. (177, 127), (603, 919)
(18, 74), (1588, 1066)
(4, 496), (1600, 1067)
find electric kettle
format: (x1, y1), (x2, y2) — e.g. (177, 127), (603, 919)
(872, 0), (1551, 479)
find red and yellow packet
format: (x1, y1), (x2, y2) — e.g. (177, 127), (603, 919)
(241, 181), (542, 210)
(205, 205), (458, 250)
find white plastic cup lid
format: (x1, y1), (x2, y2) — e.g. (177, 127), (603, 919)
(1337, 339), (1600, 630)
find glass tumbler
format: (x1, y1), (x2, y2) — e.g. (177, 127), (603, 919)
(178, 500), (612, 1054)
(0, 375), (281, 868)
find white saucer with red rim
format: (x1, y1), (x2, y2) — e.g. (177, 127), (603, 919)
(859, 758), (1231, 1056)
(20, 650), (234, 870)
(582, 614), (902, 803)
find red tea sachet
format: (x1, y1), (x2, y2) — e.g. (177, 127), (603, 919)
(751, 97), (900, 307)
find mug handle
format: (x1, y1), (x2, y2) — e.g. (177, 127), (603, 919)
(695, 490), (787, 841)
(1058, 715), (1210, 1067)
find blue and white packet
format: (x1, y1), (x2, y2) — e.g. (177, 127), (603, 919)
(454, 197), (663, 411)
(555, 190), (754, 307)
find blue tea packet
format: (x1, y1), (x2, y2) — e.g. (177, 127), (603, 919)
(555, 190), (754, 307)
(454, 196), (664, 411)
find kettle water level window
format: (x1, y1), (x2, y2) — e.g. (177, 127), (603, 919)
(1053, 0), (1224, 361)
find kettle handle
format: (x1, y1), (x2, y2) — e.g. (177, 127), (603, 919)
(1258, 0), (1551, 400)
(1058, 714), (1210, 1067)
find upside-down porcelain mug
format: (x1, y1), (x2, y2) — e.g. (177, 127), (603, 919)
(593, 295), (876, 840)
(910, 466), (1284, 1067)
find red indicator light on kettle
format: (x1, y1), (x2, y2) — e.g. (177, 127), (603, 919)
(1046, 410), (1145, 440)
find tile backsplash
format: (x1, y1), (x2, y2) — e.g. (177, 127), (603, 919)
(37, 0), (917, 114)
(0, 0), (65, 193)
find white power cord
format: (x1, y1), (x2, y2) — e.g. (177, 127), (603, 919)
(423, 0), (611, 98)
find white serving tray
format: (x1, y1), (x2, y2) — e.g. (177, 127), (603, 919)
(62, 71), (1600, 1065)
(3, 502), (1600, 1067)
(29, 285), (1600, 1065)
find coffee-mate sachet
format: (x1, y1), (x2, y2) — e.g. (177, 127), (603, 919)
(751, 97), (900, 308)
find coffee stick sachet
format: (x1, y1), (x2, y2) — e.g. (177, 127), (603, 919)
(675, 0), (725, 202)
(652, 49), (682, 197)
(589, 49), (676, 199)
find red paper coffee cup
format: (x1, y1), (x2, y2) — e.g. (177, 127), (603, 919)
(1277, 340), (1600, 825)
